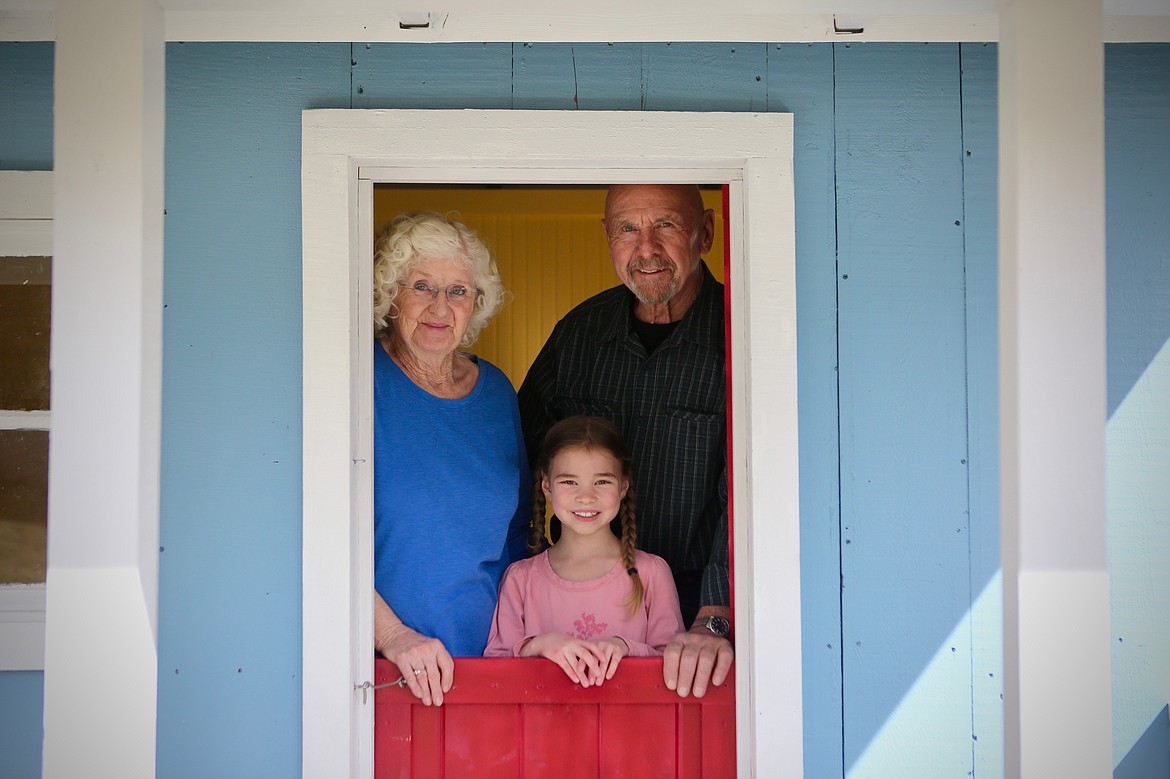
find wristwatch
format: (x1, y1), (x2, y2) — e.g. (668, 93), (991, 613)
(701, 615), (731, 638)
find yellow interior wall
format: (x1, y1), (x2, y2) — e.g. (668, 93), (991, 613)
(374, 186), (725, 388)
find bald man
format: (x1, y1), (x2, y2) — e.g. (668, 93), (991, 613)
(518, 184), (734, 698)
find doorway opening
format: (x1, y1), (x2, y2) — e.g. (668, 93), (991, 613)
(301, 109), (801, 778)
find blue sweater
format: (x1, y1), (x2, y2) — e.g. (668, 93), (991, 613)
(373, 346), (530, 656)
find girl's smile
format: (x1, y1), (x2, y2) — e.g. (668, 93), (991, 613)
(542, 445), (629, 539)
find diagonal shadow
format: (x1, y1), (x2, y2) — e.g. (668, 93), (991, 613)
(1115, 705), (1170, 779)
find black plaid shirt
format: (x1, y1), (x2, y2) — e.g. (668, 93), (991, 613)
(518, 264), (729, 624)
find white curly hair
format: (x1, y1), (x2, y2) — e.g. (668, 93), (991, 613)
(373, 212), (506, 347)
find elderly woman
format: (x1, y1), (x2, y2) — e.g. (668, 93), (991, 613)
(372, 212), (529, 706)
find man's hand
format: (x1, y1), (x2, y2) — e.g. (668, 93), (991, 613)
(662, 609), (733, 698)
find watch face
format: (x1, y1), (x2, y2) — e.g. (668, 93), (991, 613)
(706, 616), (731, 637)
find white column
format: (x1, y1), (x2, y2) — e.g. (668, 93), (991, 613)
(998, 1), (1112, 778)
(42, 1), (164, 777)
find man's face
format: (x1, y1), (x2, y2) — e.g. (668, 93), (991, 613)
(603, 184), (714, 307)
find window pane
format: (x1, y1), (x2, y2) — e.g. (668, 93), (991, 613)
(0, 256), (52, 411)
(0, 430), (48, 584)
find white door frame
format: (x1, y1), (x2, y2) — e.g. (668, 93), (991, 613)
(301, 109), (802, 778)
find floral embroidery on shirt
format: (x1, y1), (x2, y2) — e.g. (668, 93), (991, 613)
(572, 612), (608, 640)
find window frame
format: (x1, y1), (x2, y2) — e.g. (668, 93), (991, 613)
(0, 170), (53, 671)
(301, 110), (802, 778)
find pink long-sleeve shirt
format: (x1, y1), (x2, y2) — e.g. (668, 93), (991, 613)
(484, 549), (685, 657)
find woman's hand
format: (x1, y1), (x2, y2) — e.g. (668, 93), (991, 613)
(521, 633), (606, 687)
(374, 591), (453, 706)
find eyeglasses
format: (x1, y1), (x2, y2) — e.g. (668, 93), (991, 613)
(398, 281), (480, 305)
(606, 219), (689, 244)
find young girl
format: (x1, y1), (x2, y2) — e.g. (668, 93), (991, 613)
(484, 416), (684, 686)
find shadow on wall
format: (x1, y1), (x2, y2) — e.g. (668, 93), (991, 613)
(1105, 42), (1170, 779)
(1108, 333), (1170, 778)
(1115, 705), (1170, 779)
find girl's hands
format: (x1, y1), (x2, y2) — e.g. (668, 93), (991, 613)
(523, 633), (601, 685)
(377, 620), (454, 706)
(590, 636), (630, 683)
(523, 633), (629, 686)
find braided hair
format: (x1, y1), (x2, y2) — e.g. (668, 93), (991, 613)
(530, 415), (645, 617)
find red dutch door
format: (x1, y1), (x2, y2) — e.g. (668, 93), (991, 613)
(374, 657), (736, 779)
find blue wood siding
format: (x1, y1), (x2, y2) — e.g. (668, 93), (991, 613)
(835, 42), (974, 776)
(959, 41), (1005, 779)
(0, 672), (44, 779)
(514, 43), (643, 110)
(0, 41), (53, 170)
(155, 42), (351, 779)
(770, 41), (846, 779)
(1105, 43), (1170, 779)
(354, 42), (512, 108)
(1, 40), (1167, 779)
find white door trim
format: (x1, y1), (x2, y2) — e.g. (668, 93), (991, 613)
(301, 109), (802, 778)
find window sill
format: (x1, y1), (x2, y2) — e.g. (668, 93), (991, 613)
(0, 583), (46, 671)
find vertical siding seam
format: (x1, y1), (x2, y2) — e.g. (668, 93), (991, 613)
(830, 39), (847, 779)
(957, 40), (979, 778)
(640, 44), (646, 111)
(570, 43), (579, 109)
(764, 43), (770, 113)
